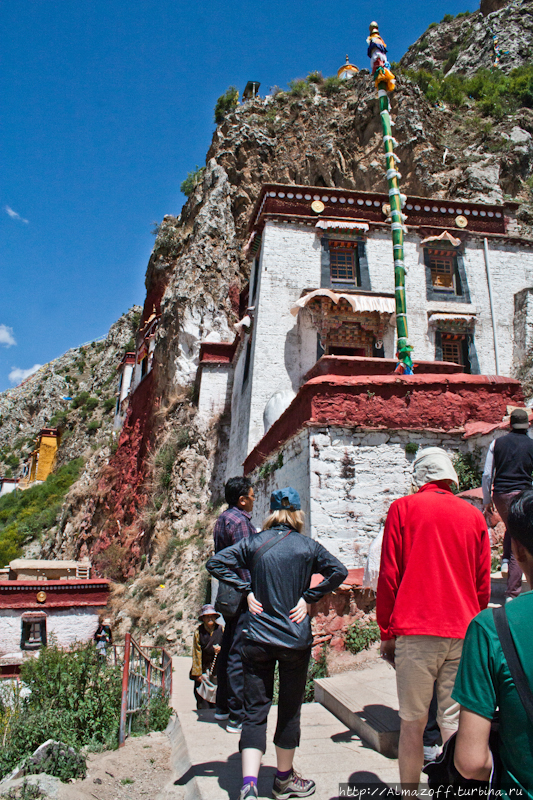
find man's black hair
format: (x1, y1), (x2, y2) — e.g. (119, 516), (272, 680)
(225, 476), (252, 507)
(507, 489), (533, 557)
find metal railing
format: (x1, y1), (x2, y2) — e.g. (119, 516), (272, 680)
(118, 633), (172, 746)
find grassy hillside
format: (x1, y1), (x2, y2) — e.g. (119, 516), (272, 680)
(0, 458), (84, 568)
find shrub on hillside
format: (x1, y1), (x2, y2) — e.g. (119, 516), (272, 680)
(180, 166), (205, 197)
(0, 459), (83, 567)
(321, 76), (343, 97)
(71, 392), (90, 409)
(403, 64), (533, 118)
(214, 86), (239, 124)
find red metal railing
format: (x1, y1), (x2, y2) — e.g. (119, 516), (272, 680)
(118, 633), (172, 746)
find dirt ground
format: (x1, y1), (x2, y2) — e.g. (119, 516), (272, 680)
(58, 730), (183, 800)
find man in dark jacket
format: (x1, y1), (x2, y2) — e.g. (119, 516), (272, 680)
(207, 487), (347, 800)
(212, 476), (256, 732)
(482, 407), (533, 599)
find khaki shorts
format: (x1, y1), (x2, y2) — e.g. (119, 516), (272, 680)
(395, 635), (463, 731)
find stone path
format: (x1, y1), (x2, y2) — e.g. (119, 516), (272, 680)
(170, 656), (400, 800)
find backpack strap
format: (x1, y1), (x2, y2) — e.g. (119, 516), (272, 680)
(252, 529), (291, 570)
(493, 604), (533, 725)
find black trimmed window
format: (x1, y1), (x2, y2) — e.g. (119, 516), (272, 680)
(436, 332), (473, 373)
(424, 246), (471, 302)
(329, 243), (361, 287)
(21, 618), (46, 650)
(427, 250), (461, 294)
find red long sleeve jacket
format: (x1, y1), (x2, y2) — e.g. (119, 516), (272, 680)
(376, 482), (491, 641)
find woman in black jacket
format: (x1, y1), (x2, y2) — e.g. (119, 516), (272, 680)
(207, 487), (347, 800)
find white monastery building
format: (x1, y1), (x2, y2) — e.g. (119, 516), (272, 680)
(195, 185), (533, 568)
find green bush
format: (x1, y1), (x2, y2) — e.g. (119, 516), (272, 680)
(47, 410), (68, 428)
(84, 397), (99, 412)
(0, 459), (83, 566)
(1, 778), (46, 799)
(345, 619), (380, 654)
(103, 397), (116, 413)
(321, 76), (343, 97)
(21, 741), (86, 782)
(288, 79), (310, 98)
(87, 420), (101, 434)
(403, 64), (533, 118)
(214, 86), (239, 124)
(452, 449), (482, 492)
(303, 647), (328, 702)
(0, 641), (122, 779)
(180, 166), (205, 197)
(71, 392), (90, 409)
(404, 442), (419, 454)
(306, 71), (323, 85)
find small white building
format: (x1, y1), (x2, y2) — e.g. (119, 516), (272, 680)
(197, 184), (531, 567)
(0, 478), (18, 497)
(0, 560), (110, 671)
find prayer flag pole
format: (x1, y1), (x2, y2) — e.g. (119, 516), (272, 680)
(367, 22), (413, 374)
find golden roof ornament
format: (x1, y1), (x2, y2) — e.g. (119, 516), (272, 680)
(337, 55), (359, 80)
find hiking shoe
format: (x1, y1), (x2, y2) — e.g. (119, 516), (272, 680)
(239, 783), (258, 800)
(226, 720), (243, 734)
(214, 708), (230, 720)
(272, 769), (316, 799)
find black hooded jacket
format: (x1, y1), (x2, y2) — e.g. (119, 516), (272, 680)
(206, 525), (348, 649)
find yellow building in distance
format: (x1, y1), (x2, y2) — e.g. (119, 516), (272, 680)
(21, 428), (61, 486)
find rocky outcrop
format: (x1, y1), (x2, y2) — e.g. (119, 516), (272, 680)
(400, 0), (533, 76)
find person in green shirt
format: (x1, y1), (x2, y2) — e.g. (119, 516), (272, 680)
(453, 488), (533, 798)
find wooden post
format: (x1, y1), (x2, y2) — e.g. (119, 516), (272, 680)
(118, 632), (131, 747)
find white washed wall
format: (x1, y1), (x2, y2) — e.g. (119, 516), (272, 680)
(0, 607), (100, 657)
(226, 336), (252, 478)
(250, 430), (310, 535)
(247, 223), (322, 452)
(197, 364), (232, 422)
(365, 232), (533, 374)
(249, 425), (498, 570)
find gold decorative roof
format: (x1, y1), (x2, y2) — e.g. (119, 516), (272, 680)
(337, 55), (359, 79)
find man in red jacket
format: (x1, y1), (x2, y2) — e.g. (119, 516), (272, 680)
(377, 447), (491, 792)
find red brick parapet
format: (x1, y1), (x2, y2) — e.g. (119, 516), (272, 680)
(199, 340), (238, 364)
(243, 372), (524, 474)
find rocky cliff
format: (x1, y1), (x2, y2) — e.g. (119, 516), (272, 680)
(4, 1), (533, 649)
(0, 308), (141, 479)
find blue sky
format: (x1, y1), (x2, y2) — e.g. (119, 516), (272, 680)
(0, 0), (475, 392)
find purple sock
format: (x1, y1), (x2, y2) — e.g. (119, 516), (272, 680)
(276, 769), (292, 780)
(243, 776), (257, 787)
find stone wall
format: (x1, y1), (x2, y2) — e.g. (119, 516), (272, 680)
(250, 425), (496, 569)
(250, 429), (310, 532)
(197, 363), (233, 422)
(0, 607), (100, 657)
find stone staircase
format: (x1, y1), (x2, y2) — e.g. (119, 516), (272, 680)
(314, 659), (400, 758)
